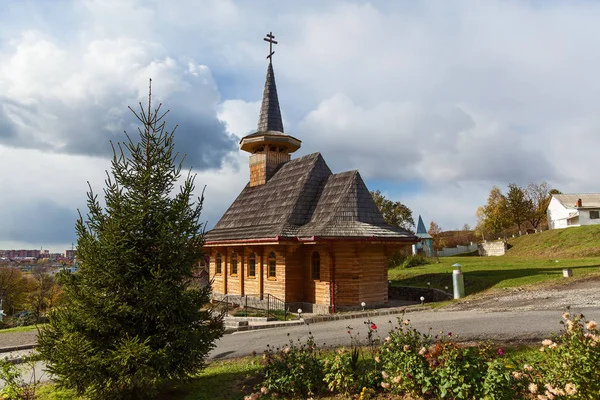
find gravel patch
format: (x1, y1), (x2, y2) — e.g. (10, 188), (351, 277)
(445, 276), (600, 312)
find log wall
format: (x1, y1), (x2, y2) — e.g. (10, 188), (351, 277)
(206, 241), (412, 310)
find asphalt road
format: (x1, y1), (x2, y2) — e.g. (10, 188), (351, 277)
(209, 306), (600, 360)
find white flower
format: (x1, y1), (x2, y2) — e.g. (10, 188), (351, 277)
(418, 347), (427, 355)
(586, 320), (597, 330)
(403, 345), (410, 351)
(542, 339), (553, 346)
(512, 371), (523, 380)
(565, 383), (577, 395)
(529, 383), (538, 394)
(524, 364), (533, 371)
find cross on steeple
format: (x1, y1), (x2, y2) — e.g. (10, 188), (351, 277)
(264, 32), (278, 62)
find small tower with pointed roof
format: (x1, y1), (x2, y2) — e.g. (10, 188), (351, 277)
(413, 215), (433, 256)
(240, 32), (301, 187)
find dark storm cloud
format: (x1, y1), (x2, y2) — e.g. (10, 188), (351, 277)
(0, 82), (238, 170)
(0, 201), (78, 245)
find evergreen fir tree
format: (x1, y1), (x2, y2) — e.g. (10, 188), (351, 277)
(38, 81), (224, 399)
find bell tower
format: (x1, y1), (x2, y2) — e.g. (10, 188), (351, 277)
(239, 32), (301, 187)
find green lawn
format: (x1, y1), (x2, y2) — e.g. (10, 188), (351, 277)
(0, 324), (44, 334)
(389, 256), (600, 296)
(37, 357), (263, 400)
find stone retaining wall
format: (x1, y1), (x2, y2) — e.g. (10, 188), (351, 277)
(478, 241), (507, 256)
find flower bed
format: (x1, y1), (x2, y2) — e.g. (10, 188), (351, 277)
(243, 308), (600, 399)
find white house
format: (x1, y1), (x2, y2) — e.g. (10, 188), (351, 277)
(547, 194), (600, 229)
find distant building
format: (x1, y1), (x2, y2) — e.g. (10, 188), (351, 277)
(65, 249), (76, 259)
(547, 194), (600, 229)
(412, 215), (433, 256)
(0, 249), (43, 259)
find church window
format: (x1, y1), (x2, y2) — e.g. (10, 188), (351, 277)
(269, 145), (277, 152)
(216, 253), (222, 274)
(312, 252), (321, 280)
(248, 253), (256, 277)
(268, 252), (276, 278)
(231, 252), (238, 275)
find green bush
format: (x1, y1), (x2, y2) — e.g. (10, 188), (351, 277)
(526, 308), (600, 399)
(379, 319), (522, 399)
(323, 347), (360, 396)
(401, 254), (430, 269)
(259, 333), (324, 398)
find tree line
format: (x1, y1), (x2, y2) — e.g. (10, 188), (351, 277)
(476, 181), (560, 239)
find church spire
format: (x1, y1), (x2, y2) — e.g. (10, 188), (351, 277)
(257, 62), (284, 133)
(239, 32), (301, 187)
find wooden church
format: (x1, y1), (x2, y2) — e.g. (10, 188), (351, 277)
(204, 33), (418, 313)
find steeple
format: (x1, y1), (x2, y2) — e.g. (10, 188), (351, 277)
(240, 32), (302, 187)
(257, 62), (284, 133)
(416, 215), (428, 234)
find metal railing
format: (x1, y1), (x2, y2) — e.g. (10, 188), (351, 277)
(211, 293), (288, 320)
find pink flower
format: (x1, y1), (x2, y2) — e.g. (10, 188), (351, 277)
(448, 332), (452, 336)
(371, 323), (377, 330)
(260, 387), (269, 395)
(497, 348), (504, 356)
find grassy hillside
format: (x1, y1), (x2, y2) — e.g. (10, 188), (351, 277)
(506, 225), (600, 258)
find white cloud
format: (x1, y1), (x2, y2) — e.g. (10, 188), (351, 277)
(3, 0), (600, 250)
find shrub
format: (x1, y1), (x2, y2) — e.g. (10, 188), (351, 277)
(379, 318), (523, 399)
(379, 319), (434, 397)
(259, 333), (324, 398)
(401, 254), (430, 269)
(323, 347), (360, 396)
(527, 308), (600, 399)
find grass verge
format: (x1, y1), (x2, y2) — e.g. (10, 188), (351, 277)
(0, 324), (44, 334)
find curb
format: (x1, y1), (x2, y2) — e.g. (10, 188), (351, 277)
(225, 305), (431, 333)
(304, 305), (430, 325)
(0, 344), (36, 353)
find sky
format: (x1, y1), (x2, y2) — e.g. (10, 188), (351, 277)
(1, 0), (600, 253)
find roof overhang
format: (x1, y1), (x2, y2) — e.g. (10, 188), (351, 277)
(239, 131), (302, 153)
(204, 235), (420, 247)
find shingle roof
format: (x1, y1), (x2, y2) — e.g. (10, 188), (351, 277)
(205, 152), (418, 243)
(553, 194), (600, 209)
(256, 62), (284, 133)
